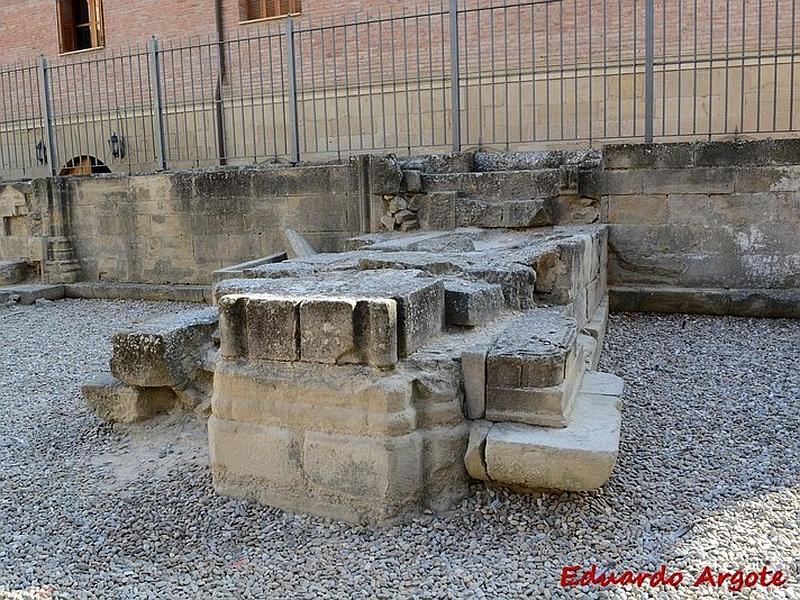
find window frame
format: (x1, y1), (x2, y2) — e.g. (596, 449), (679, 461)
(57, 0), (105, 55)
(239, 0), (302, 25)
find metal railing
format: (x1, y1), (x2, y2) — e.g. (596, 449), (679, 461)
(1, 0), (798, 179)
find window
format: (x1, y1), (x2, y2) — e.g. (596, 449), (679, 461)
(240, 0), (302, 22)
(57, 0), (105, 53)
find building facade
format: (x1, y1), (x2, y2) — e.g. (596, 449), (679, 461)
(0, 0), (797, 179)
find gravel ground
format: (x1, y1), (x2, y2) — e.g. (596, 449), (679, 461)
(1, 300), (799, 599)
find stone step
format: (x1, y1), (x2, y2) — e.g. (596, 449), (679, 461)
(421, 169), (561, 201)
(484, 307), (582, 427)
(466, 371), (624, 491)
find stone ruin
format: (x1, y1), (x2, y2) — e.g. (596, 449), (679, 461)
(83, 225), (623, 525)
(78, 151), (626, 524)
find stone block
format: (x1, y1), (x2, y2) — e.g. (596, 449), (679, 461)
(217, 295), (249, 359)
(444, 280), (505, 327)
(0, 260), (28, 285)
(82, 375), (177, 424)
(110, 307), (219, 388)
(368, 155), (403, 195)
(461, 347), (487, 420)
(402, 170), (423, 193)
(353, 299), (399, 368)
(245, 296), (300, 362)
(416, 192), (456, 230)
(485, 308), (581, 427)
(484, 382), (621, 491)
(208, 416), (305, 495)
(578, 169), (644, 198)
(455, 197), (556, 228)
(391, 279), (445, 357)
(464, 421), (491, 481)
(299, 298), (358, 364)
(643, 167), (735, 194)
(420, 425), (470, 511)
(465, 264), (537, 310)
(602, 142), (695, 170)
(422, 169), (561, 201)
(282, 229), (317, 258)
(0, 284), (65, 305)
(212, 360), (416, 436)
(303, 431), (423, 521)
(606, 195), (668, 225)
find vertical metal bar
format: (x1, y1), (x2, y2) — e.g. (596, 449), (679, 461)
(709, 0), (715, 138)
(149, 37), (167, 170)
(644, 0), (654, 142)
(791, 0), (797, 131)
(772, 0), (779, 131)
(756, 0), (763, 131)
(285, 17), (300, 164)
(37, 56), (58, 176)
(449, 0), (461, 151)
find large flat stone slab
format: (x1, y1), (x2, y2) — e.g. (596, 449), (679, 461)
(110, 307), (219, 388)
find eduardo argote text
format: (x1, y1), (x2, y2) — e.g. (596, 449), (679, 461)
(560, 564), (786, 592)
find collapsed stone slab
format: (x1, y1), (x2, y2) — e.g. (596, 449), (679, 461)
(82, 375), (177, 424)
(110, 307), (219, 388)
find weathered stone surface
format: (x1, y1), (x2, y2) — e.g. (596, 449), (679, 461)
(602, 143), (695, 170)
(282, 229), (317, 258)
(461, 347), (487, 420)
(444, 280), (505, 327)
(212, 253), (288, 284)
(402, 170), (423, 193)
(422, 169), (561, 201)
(484, 376), (623, 491)
(82, 375), (177, 424)
(420, 425), (470, 511)
(456, 197), (556, 228)
(245, 296), (300, 361)
(299, 298), (357, 364)
(464, 421), (491, 481)
(485, 308), (580, 427)
(0, 284), (64, 305)
(303, 431), (424, 522)
(465, 264), (537, 310)
(643, 168), (735, 195)
(368, 155), (404, 195)
(0, 260), (27, 285)
(415, 192), (457, 230)
(209, 417), (305, 496)
(110, 307), (219, 388)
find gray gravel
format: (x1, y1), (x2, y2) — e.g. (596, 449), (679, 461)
(1, 301), (799, 599)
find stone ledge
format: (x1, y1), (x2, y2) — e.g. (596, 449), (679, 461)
(609, 286), (800, 319)
(65, 282), (210, 303)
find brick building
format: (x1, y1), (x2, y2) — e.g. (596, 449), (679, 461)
(0, 0), (797, 178)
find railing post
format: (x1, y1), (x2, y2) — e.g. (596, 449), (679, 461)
(449, 0), (462, 152)
(285, 17), (301, 164)
(37, 56), (58, 177)
(644, 0), (655, 143)
(148, 37), (167, 171)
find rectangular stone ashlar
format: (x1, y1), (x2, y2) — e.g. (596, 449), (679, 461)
(82, 375), (177, 424)
(303, 431), (424, 520)
(444, 280), (505, 327)
(110, 307), (218, 388)
(299, 298), (358, 364)
(245, 296), (300, 362)
(485, 308), (580, 427)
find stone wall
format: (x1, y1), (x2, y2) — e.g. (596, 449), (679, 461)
(582, 139), (800, 315)
(64, 164), (365, 284)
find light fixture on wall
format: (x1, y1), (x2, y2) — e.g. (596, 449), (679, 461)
(108, 133), (125, 160)
(35, 141), (47, 165)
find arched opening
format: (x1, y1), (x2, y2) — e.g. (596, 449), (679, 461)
(59, 155), (112, 176)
